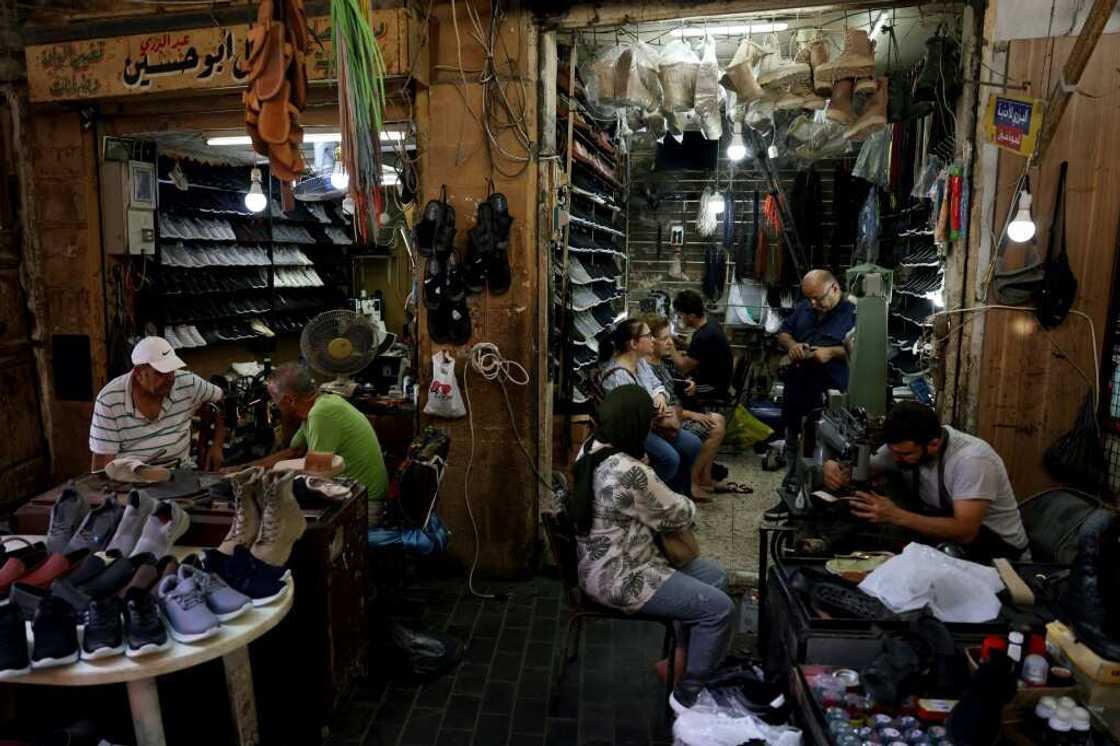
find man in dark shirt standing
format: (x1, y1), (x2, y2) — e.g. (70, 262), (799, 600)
(767, 269), (856, 519)
(670, 290), (733, 402)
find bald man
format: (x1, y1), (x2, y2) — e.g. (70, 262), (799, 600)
(766, 270), (856, 519)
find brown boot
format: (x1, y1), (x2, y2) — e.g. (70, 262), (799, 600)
(252, 471), (306, 567)
(810, 39), (832, 96)
(826, 78), (856, 126)
(720, 38), (766, 102)
(816, 29), (875, 90)
(755, 41), (811, 95)
(846, 77), (888, 140)
(219, 466), (263, 555)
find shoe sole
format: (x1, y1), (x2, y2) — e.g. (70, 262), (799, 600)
(81, 643), (126, 661)
(0, 666), (30, 679)
(214, 601), (254, 623)
(126, 639), (173, 658)
(31, 652), (79, 669)
(249, 582), (289, 607)
(166, 625), (221, 644)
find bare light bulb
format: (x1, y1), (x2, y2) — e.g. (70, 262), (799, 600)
(330, 160), (350, 191)
(244, 168), (267, 213)
(1007, 190), (1036, 243)
(727, 123), (747, 162)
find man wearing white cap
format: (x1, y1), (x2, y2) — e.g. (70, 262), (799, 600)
(89, 336), (226, 471)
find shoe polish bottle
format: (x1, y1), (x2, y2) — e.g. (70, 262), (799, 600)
(1047, 715), (1071, 746)
(1070, 708), (1091, 745)
(1007, 631), (1025, 677)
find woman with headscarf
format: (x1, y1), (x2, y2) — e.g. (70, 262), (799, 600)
(571, 385), (734, 714)
(597, 319), (705, 500)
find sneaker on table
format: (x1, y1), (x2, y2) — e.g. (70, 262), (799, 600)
(156, 574), (221, 643)
(66, 497), (125, 553)
(31, 596), (79, 669)
(105, 490), (157, 557)
(122, 587), (171, 658)
(46, 485), (89, 555)
(0, 604), (29, 679)
(178, 564), (253, 622)
(130, 500), (190, 558)
(81, 596), (126, 660)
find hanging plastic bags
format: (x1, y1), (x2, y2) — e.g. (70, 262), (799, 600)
(657, 40), (700, 112)
(695, 35), (723, 140)
(423, 351), (466, 418)
(854, 187), (880, 265)
(853, 127), (892, 188)
(610, 42), (663, 110)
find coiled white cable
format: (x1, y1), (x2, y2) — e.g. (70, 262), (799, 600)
(462, 342), (552, 599)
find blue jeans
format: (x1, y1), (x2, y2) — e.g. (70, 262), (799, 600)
(645, 428), (703, 495)
(638, 557), (733, 685)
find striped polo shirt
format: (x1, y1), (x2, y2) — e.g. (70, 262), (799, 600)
(89, 369), (223, 466)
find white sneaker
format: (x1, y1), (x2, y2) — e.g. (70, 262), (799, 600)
(185, 325), (208, 347)
(174, 325), (197, 348)
(163, 326), (184, 349)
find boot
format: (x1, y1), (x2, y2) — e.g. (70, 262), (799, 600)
(755, 41), (810, 95)
(252, 471), (306, 567)
(845, 77), (888, 141)
(219, 467), (263, 555)
(854, 77), (878, 95)
(815, 29), (875, 90)
(720, 38), (766, 102)
(825, 78), (855, 126)
(810, 38), (832, 96)
(1060, 510), (1120, 661)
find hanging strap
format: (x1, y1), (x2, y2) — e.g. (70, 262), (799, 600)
(1046, 162), (1069, 262)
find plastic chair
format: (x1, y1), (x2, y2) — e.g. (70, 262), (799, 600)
(541, 511), (677, 711)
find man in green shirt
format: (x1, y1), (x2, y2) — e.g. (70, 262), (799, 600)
(256, 363), (389, 523)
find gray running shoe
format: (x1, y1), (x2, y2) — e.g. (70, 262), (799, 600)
(47, 486), (90, 555)
(66, 497), (124, 553)
(156, 574), (220, 643)
(178, 564), (252, 622)
(105, 490), (157, 557)
(130, 500), (190, 558)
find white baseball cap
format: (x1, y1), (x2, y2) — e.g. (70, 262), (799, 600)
(131, 336), (186, 374)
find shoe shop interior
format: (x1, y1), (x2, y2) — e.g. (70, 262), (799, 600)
(3, 0), (1120, 744)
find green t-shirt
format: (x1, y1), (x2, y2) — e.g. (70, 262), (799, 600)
(291, 394), (388, 502)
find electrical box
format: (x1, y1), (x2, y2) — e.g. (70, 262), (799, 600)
(101, 159), (157, 256)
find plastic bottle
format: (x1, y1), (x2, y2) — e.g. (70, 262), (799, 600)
(1022, 653), (1050, 687)
(1007, 631), (1025, 674)
(1048, 716), (1071, 746)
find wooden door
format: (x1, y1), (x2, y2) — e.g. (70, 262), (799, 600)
(0, 96), (48, 506)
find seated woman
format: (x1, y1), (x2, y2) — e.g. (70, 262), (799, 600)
(643, 314), (730, 497)
(597, 319), (705, 500)
(571, 385), (734, 713)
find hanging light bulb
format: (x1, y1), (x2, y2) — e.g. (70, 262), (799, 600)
(727, 122), (747, 162)
(1006, 189), (1036, 243)
(329, 148), (350, 191)
(244, 167), (267, 213)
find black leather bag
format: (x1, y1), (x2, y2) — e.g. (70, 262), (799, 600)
(1035, 161), (1078, 328)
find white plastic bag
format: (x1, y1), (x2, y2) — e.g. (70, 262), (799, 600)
(612, 42), (663, 110)
(858, 543), (1005, 623)
(695, 36), (722, 141)
(658, 40), (700, 112)
(673, 689), (802, 746)
(423, 351), (466, 418)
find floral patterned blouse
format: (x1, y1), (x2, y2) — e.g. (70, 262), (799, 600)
(575, 444), (696, 613)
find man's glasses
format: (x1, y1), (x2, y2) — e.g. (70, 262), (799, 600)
(809, 282), (836, 303)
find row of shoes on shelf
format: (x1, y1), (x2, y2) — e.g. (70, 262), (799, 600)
(164, 321), (277, 349)
(272, 246), (315, 266)
(267, 312), (317, 335)
(572, 303), (619, 342)
(568, 227), (624, 255)
(568, 282), (622, 312)
(895, 266), (944, 294)
(163, 269), (269, 295)
(274, 267), (324, 288)
(161, 243), (271, 268)
(166, 295), (271, 323)
(572, 139), (620, 185)
(324, 227), (353, 245)
(160, 215), (238, 241)
(160, 187), (257, 217)
(568, 255), (621, 285)
(272, 224), (316, 244)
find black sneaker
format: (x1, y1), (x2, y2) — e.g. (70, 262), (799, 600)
(81, 596), (125, 660)
(31, 596), (79, 669)
(204, 547), (288, 607)
(123, 587), (171, 658)
(80, 553), (156, 601)
(763, 501), (790, 521)
(0, 604), (29, 679)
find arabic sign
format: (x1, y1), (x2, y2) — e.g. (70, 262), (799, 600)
(26, 17), (334, 102)
(984, 92), (1045, 157)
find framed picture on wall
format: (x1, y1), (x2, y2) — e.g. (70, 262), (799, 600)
(129, 160), (156, 209)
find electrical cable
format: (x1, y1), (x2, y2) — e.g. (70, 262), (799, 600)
(461, 342), (552, 599)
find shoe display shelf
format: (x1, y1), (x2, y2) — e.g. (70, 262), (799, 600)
(0, 535), (294, 746)
(553, 44), (629, 411)
(155, 159), (354, 348)
(885, 206), (941, 388)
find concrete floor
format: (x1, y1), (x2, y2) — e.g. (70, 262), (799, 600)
(693, 450), (785, 589)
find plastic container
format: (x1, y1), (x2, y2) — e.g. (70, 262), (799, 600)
(1048, 716), (1072, 745)
(1022, 653), (1050, 687)
(1070, 708), (1091, 746)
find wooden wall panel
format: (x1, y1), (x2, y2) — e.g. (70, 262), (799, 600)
(976, 34), (1120, 498)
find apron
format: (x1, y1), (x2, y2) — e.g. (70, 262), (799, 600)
(908, 429), (1026, 561)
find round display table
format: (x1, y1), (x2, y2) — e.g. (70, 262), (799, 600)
(10, 572), (293, 746)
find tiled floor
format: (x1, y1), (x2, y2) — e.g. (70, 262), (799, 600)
(333, 577), (682, 746)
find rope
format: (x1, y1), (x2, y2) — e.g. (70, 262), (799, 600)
(461, 342), (551, 599)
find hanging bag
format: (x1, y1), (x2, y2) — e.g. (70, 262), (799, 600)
(1035, 161), (1078, 328)
(423, 351), (466, 418)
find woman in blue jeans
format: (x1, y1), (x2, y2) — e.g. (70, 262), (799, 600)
(571, 385), (733, 713)
(597, 319), (706, 500)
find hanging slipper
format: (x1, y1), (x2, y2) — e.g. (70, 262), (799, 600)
(463, 237), (486, 295)
(489, 192), (513, 249)
(446, 298), (473, 345)
(258, 81), (292, 144)
(254, 23), (288, 99)
(486, 249), (512, 296)
(284, 0), (309, 52)
(423, 256), (445, 310)
(427, 303), (450, 345)
(416, 187), (456, 257)
(289, 49), (308, 110)
(445, 251), (466, 302)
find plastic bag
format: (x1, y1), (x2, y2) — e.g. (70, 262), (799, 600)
(643, 107), (667, 142)
(423, 351), (466, 418)
(695, 36), (723, 141)
(658, 40), (700, 112)
(582, 45), (624, 109)
(858, 543), (1004, 623)
(724, 404), (774, 450)
(611, 42), (662, 110)
(673, 688), (801, 746)
(853, 127), (892, 188)
(696, 186), (719, 237)
(853, 187), (880, 265)
(1044, 392), (1107, 492)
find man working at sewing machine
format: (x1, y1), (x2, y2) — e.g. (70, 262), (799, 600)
(765, 269), (856, 520)
(822, 402), (1030, 561)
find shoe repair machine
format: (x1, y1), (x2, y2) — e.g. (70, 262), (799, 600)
(787, 265), (892, 515)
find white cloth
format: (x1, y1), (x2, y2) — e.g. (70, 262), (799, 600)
(858, 543), (1005, 623)
(90, 370), (222, 465)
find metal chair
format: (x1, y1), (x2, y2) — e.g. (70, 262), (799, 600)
(541, 511), (677, 711)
